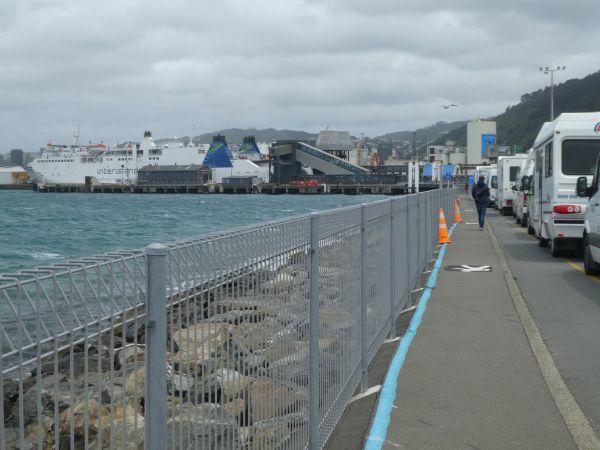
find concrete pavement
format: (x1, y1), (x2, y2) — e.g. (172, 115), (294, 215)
(380, 198), (576, 449)
(489, 204), (600, 438)
(327, 195), (600, 450)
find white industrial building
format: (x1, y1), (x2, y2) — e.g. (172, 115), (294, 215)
(0, 166), (29, 185)
(467, 120), (497, 165)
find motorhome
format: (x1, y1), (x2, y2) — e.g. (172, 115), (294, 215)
(576, 154), (600, 274)
(497, 155), (527, 215)
(489, 165), (498, 207)
(531, 113), (600, 257)
(474, 164), (497, 206)
(514, 149), (535, 226)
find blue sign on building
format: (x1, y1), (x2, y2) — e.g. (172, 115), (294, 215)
(481, 134), (496, 157)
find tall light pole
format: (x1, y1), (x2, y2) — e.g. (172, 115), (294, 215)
(539, 66), (566, 121)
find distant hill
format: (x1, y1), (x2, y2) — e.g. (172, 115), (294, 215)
(376, 121), (466, 143)
(434, 70), (600, 148)
(158, 128), (318, 146)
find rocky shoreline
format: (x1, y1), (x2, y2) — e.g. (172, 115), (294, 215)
(2, 248), (356, 449)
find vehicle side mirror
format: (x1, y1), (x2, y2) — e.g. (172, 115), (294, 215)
(576, 176), (588, 197)
(511, 185), (517, 191)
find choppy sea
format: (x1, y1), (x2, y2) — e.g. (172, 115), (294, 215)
(0, 190), (384, 273)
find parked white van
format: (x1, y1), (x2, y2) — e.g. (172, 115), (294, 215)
(497, 155), (527, 215)
(474, 165), (497, 206)
(489, 166), (498, 207)
(576, 154), (600, 274)
(532, 113), (600, 257)
(515, 150), (535, 226)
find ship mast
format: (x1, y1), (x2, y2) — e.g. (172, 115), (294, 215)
(72, 124), (81, 146)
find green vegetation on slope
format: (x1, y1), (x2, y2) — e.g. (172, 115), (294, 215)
(435, 70), (600, 148)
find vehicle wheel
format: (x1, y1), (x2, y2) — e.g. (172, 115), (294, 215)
(513, 209), (516, 218)
(550, 239), (561, 257)
(516, 216), (521, 224)
(538, 238), (549, 248)
(521, 215), (528, 228)
(528, 223), (535, 235)
(583, 236), (600, 275)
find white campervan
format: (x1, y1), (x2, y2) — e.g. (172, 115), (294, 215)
(532, 113), (600, 257)
(474, 165), (497, 206)
(576, 155), (600, 274)
(497, 155), (527, 215)
(515, 150), (535, 226)
(489, 165), (498, 207)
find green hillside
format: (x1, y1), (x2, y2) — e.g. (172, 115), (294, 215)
(435, 70), (600, 148)
(376, 121), (466, 142)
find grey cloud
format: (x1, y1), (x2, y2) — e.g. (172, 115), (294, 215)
(0, 0), (598, 150)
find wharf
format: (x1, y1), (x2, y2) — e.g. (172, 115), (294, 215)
(32, 182), (445, 195)
(0, 184), (33, 190)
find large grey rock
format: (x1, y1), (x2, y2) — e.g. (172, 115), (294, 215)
(171, 323), (231, 360)
(203, 369), (251, 401)
(226, 339), (265, 373)
(116, 343), (145, 369)
(240, 420), (291, 450)
(247, 378), (305, 422)
(166, 404), (240, 449)
(169, 371), (196, 397)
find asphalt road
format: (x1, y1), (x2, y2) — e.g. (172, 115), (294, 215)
(489, 209), (600, 436)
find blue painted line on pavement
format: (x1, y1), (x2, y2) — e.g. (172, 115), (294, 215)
(364, 222), (458, 450)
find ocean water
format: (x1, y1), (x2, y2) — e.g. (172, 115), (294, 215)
(0, 190), (384, 274)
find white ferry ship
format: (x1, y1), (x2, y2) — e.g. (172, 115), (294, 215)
(28, 131), (207, 185)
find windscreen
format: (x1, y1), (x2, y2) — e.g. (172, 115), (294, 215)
(491, 175), (498, 188)
(509, 166), (519, 182)
(561, 139), (600, 175)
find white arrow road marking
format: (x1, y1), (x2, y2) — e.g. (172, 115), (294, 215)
(459, 265), (492, 272)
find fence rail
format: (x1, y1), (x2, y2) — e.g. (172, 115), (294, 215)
(0, 188), (456, 450)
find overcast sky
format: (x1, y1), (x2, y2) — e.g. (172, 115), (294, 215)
(1, 0), (598, 151)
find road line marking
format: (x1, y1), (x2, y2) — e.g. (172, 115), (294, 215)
(505, 220), (600, 284)
(488, 222), (600, 450)
(565, 259), (600, 286)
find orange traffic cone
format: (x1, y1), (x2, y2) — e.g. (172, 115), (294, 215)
(454, 198), (463, 223)
(438, 208), (452, 244)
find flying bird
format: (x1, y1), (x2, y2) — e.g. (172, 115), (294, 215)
(440, 104), (459, 109)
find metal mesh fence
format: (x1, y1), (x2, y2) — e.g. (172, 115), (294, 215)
(1, 188), (457, 450)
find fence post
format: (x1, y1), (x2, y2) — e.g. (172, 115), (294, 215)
(360, 204), (369, 392)
(415, 195), (421, 289)
(389, 199), (396, 338)
(406, 197), (412, 299)
(308, 214), (320, 450)
(145, 243), (168, 450)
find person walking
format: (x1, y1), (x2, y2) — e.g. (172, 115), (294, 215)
(472, 175), (490, 230)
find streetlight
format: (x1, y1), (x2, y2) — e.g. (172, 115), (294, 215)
(539, 66), (566, 121)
